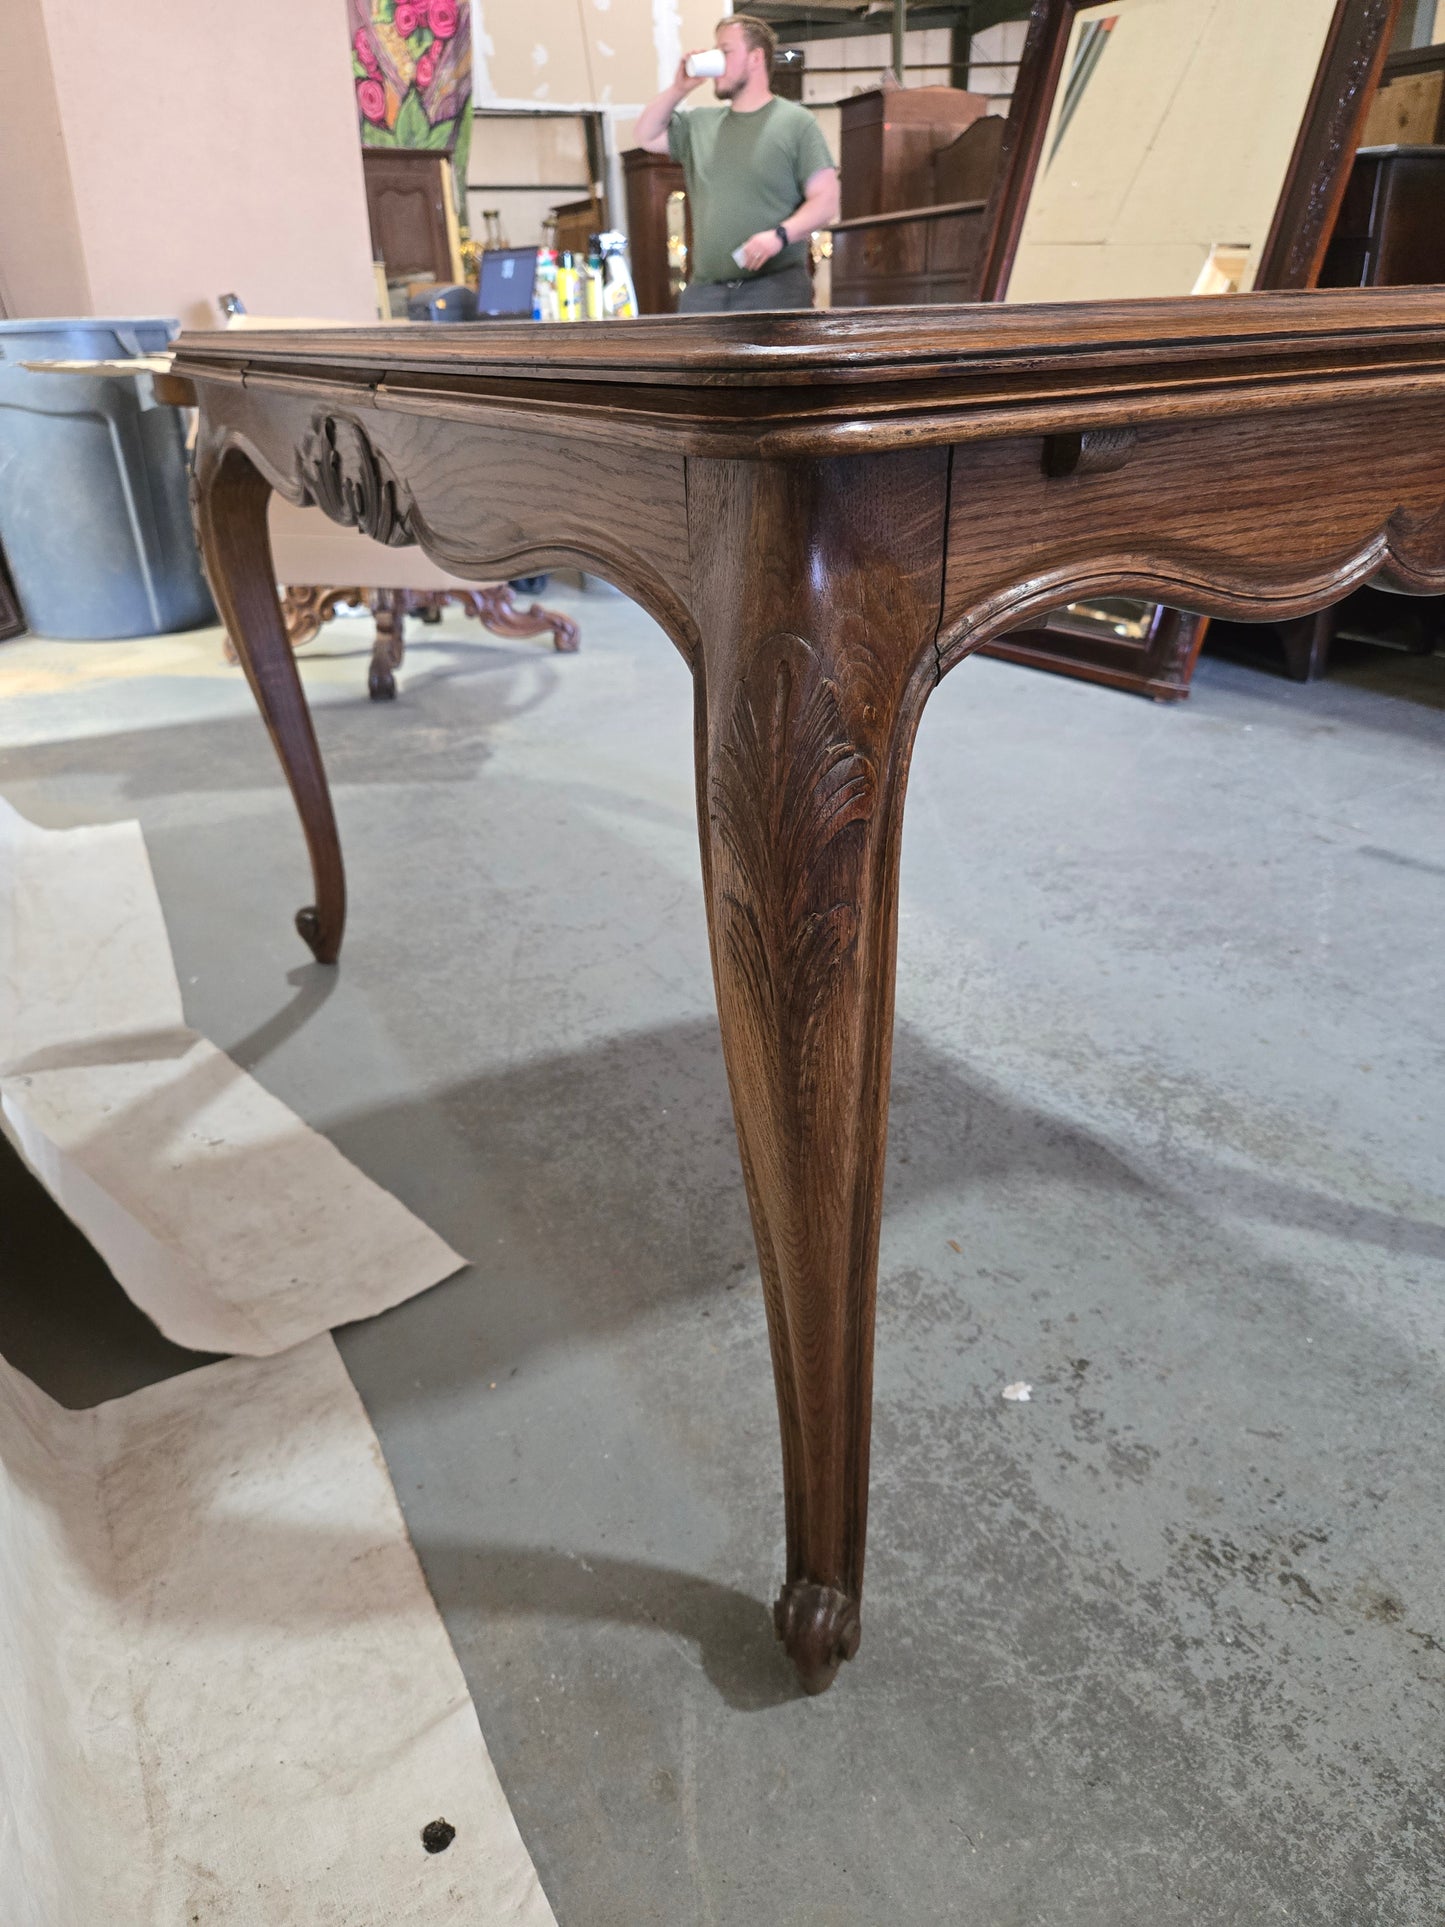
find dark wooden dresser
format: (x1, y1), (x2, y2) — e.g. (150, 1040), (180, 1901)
(623, 148), (688, 315)
(831, 92), (1000, 309)
(830, 200), (988, 307)
(1318, 144), (1445, 287)
(838, 85), (989, 220)
(1269, 142), (1445, 677)
(361, 149), (461, 287)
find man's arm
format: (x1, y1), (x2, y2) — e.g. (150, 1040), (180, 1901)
(735, 166), (841, 273)
(634, 53), (705, 154)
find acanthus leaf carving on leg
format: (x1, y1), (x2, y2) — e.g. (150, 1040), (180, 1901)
(713, 632), (877, 1158)
(706, 624), (891, 1695)
(690, 450), (950, 1693)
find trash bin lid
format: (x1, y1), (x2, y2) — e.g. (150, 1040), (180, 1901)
(0, 317), (178, 361)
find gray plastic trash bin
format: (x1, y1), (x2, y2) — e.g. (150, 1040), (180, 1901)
(0, 317), (215, 640)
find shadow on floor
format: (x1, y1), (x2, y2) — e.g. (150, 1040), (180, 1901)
(8, 999), (1441, 1415)
(0, 1132), (219, 1405)
(0, 638), (565, 804)
(325, 1013), (1445, 1402)
(412, 1538), (801, 1713)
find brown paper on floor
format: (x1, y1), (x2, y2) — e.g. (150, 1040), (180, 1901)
(0, 1332), (556, 1927)
(0, 798), (464, 1354)
(0, 805), (184, 1062)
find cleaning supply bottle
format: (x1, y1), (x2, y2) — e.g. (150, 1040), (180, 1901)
(557, 252), (581, 323)
(584, 237), (605, 320)
(532, 247), (558, 322)
(598, 232), (638, 319)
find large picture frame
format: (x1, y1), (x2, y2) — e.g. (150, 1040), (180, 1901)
(973, 0), (1402, 698)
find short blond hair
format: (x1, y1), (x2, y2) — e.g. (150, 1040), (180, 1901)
(720, 13), (778, 66)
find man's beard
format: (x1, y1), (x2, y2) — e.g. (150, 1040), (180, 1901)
(714, 74), (739, 99)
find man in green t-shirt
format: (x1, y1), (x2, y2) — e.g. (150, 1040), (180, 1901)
(634, 14), (839, 313)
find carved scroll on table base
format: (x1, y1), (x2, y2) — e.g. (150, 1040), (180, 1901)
(224, 584), (580, 700)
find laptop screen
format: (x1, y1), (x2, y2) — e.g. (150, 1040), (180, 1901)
(477, 247), (538, 318)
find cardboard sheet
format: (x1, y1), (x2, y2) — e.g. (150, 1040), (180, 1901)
(0, 807), (183, 1062)
(0, 799), (465, 1353)
(0, 1333), (556, 1926)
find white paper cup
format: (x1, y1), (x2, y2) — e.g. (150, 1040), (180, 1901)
(686, 49), (726, 78)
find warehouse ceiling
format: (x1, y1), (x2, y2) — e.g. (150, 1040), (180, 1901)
(749, 1), (1032, 45)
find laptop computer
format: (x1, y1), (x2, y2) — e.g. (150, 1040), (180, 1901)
(476, 246), (539, 320)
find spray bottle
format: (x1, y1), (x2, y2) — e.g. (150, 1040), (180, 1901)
(584, 235), (605, 321)
(556, 251), (581, 322)
(597, 231), (638, 319)
(532, 247), (559, 322)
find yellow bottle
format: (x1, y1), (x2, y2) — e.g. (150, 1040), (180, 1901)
(598, 232), (638, 319)
(557, 253), (581, 323)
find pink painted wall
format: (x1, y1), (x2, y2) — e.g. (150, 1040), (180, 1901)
(0, 0), (90, 316)
(1, 0), (378, 328)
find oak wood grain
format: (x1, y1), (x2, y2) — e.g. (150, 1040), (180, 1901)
(194, 379), (695, 658)
(939, 394), (1445, 668)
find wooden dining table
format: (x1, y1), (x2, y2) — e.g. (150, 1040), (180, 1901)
(169, 289), (1445, 1693)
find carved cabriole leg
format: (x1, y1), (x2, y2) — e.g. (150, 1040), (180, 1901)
(687, 451), (949, 1693)
(193, 437), (346, 963)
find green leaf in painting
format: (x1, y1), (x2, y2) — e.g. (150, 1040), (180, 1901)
(393, 89), (431, 147)
(352, 53), (368, 79)
(362, 126), (398, 148)
(421, 116), (455, 151)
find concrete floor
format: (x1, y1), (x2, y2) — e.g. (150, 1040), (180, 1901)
(1, 595), (1442, 1925)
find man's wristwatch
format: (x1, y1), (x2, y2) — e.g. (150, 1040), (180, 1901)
(774, 224), (790, 250)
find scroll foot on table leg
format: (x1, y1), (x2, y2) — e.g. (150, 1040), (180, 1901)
(294, 905), (339, 965)
(774, 1582), (862, 1695)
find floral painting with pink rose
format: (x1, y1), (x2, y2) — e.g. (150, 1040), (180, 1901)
(350, 0), (471, 192)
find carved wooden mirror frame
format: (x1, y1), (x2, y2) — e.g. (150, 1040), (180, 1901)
(972, 0), (1402, 699)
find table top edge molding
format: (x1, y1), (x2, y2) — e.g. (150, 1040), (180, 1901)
(168, 286), (1445, 389)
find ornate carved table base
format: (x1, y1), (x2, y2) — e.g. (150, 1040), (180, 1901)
(262, 583), (580, 699)
(173, 294), (1445, 1693)
(365, 587), (578, 699)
